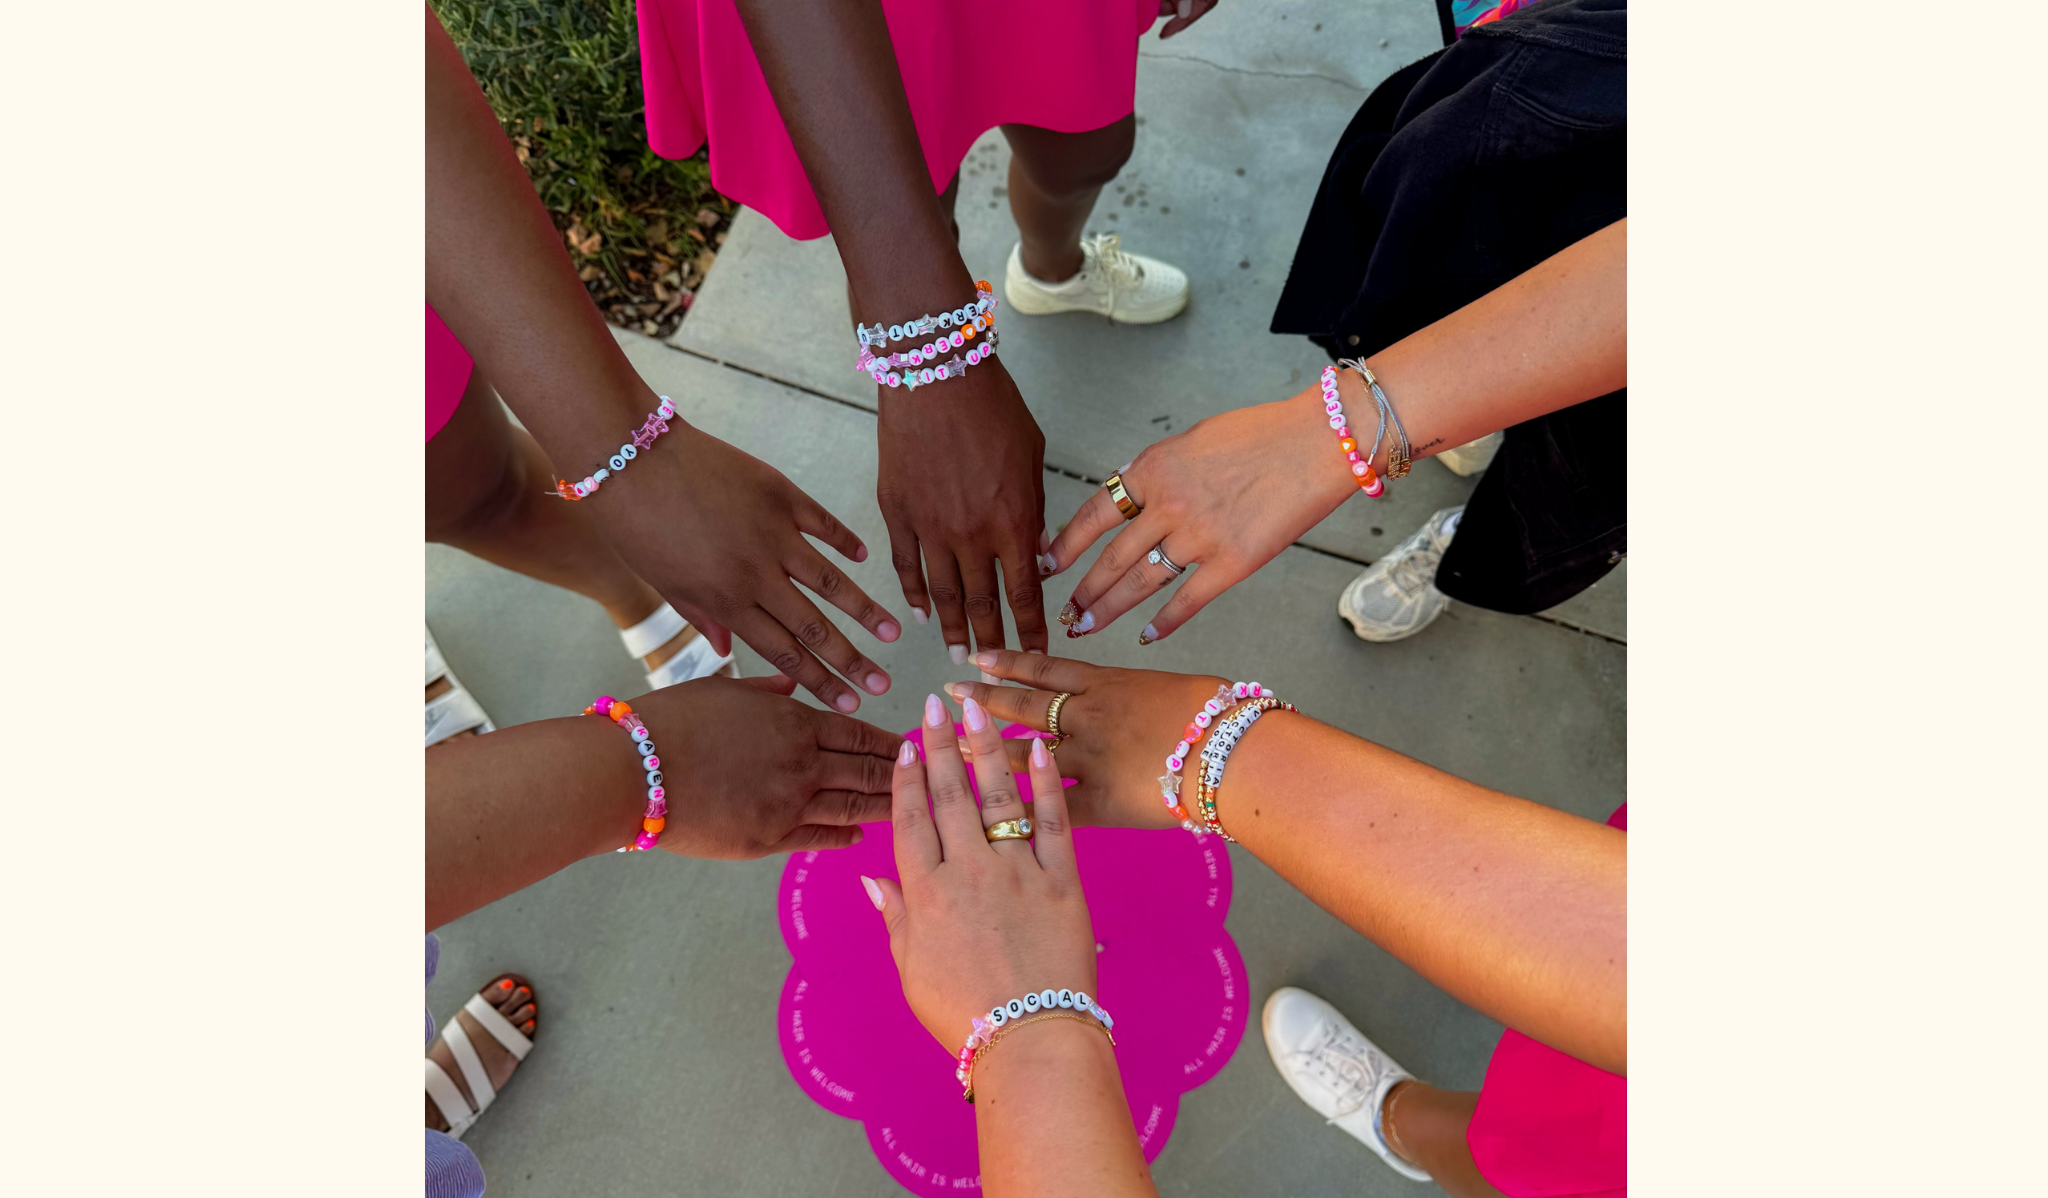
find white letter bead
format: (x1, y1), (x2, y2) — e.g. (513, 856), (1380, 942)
(645, 770), (663, 787)
(622, 444), (638, 460)
(1005, 999), (1025, 1018)
(609, 455), (627, 471)
(1057, 989), (1075, 1008)
(572, 482), (589, 497)
(595, 468), (610, 481)
(889, 324), (904, 340)
(1022, 992), (1041, 1012)
(631, 726), (651, 742)
(1205, 699), (1225, 714)
(938, 312), (952, 327)
(648, 785), (665, 802)
(989, 1006), (1007, 1026)
(636, 740), (656, 756)
(1039, 989), (1058, 1009)
(1075, 992), (1092, 1011)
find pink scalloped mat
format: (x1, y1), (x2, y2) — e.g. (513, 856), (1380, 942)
(776, 722), (1247, 1196)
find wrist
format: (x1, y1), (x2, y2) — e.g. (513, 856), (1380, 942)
(573, 697), (678, 857)
(972, 1014), (1114, 1103)
(1288, 386), (1369, 510)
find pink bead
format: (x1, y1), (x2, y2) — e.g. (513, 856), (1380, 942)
(634, 831), (659, 850)
(972, 1017), (990, 1037)
(594, 697), (615, 714)
(1364, 476), (1384, 497)
(1352, 461), (1370, 477)
(1347, 451), (1360, 462)
(1336, 425), (1349, 438)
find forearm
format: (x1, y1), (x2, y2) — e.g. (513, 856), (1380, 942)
(974, 1019), (1156, 1198)
(425, 715), (644, 930)
(730, 0), (975, 319)
(424, 5), (653, 470)
(1219, 712), (1627, 1074)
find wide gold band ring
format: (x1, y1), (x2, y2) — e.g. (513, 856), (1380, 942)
(1044, 691), (1073, 751)
(985, 818), (1034, 842)
(1104, 474), (1141, 521)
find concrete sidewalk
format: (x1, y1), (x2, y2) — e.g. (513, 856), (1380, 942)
(427, 4), (1624, 1194)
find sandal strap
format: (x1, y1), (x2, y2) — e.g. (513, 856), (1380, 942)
(425, 687), (493, 747)
(619, 603), (687, 660)
(426, 627), (452, 687)
(646, 632), (734, 689)
(439, 1015), (496, 1113)
(463, 993), (533, 1061)
(424, 1058), (478, 1140)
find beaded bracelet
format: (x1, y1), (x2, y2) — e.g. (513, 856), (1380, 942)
(956, 988), (1115, 1101)
(582, 696), (668, 852)
(550, 396), (679, 501)
(1193, 696), (1297, 841)
(1159, 682), (1269, 830)
(855, 282), (998, 349)
(1320, 365), (1385, 498)
(860, 325), (1001, 391)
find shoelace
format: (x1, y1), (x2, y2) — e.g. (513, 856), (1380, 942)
(1284, 1019), (1380, 1124)
(1082, 233), (1144, 318)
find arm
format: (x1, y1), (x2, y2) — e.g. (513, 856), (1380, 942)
(730, 0), (1051, 661)
(425, 5), (901, 713)
(425, 675), (902, 930)
(946, 655), (1626, 1076)
(868, 696), (1155, 1198)
(1048, 219), (1627, 642)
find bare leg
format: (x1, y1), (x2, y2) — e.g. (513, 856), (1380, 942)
(1001, 115), (1136, 283)
(1380, 1080), (1508, 1198)
(425, 367), (718, 674)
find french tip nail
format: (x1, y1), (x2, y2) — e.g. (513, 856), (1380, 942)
(948, 644), (968, 665)
(911, 607), (928, 625)
(860, 875), (884, 910)
(924, 693), (946, 726)
(1139, 623), (1158, 646)
(1075, 611), (1095, 633)
(973, 650), (998, 668)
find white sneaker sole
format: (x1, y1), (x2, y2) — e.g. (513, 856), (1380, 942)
(1336, 585), (1447, 643)
(1003, 254), (1189, 323)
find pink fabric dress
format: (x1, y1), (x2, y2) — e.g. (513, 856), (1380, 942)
(634, 0), (1158, 240)
(425, 302), (473, 443)
(1465, 803), (1628, 1197)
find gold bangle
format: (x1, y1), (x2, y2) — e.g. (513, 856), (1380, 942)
(1103, 473), (1141, 520)
(963, 1011), (1116, 1103)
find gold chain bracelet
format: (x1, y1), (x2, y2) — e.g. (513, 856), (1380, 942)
(963, 1011), (1116, 1103)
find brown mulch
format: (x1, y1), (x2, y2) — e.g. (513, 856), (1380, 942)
(555, 197), (736, 341)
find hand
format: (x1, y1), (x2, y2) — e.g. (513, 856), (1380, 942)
(630, 673), (904, 858)
(590, 419), (902, 713)
(1157, 0), (1220, 38)
(867, 691), (1096, 1048)
(1044, 386), (1354, 644)
(876, 358), (1050, 662)
(942, 652), (1235, 831)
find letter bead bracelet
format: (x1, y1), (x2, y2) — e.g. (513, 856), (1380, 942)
(1193, 696), (1297, 841)
(856, 282), (997, 348)
(1159, 682), (1271, 830)
(854, 282), (1001, 391)
(957, 988), (1115, 1102)
(550, 396), (679, 501)
(583, 696), (668, 852)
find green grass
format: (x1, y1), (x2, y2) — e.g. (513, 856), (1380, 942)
(434, 0), (733, 336)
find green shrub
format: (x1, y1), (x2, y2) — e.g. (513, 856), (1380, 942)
(434, 0), (733, 336)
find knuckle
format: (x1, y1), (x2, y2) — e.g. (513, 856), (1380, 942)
(1033, 801), (1069, 837)
(891, 550), (921, 575)
(766, 645), (807, 676)
(963, 593), (998, 619)
(795, 619), (831, 648)
(811, 568), (845, 599)
(928, 583), (963, 605)
(1006, 581), (1042, 610)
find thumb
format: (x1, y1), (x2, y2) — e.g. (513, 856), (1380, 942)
(862, 874), (910, 969)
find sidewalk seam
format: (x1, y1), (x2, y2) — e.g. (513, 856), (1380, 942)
(1137, 49), (1370, 93)
(657, 338), (1625, 647)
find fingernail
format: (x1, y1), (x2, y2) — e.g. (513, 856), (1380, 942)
(962, 695), (988, 731)
(911, 607), (928, 625)
(866, 672), (890, 694)
(854, 545), (869, 563)
(944, 682), (967, 699)
(1138, 623), (1158, 646)
(924, 693), (946, 727)
(1075, 611), (1095, 634)
(948, 643), (968, 665)
(1026, 648), (1045, 654)
(1178, 0), (1192, 19)
(898, 740), (918, 765)
(1038, 554), (1054, 576)
(860, 875), (884, 910)
(835, 692), (860, 713)
(1039, 527), (1053, 551)
(980, 670), (999, 684)
(1057, 600), (1081, 626)
(1031, 737), (1050, 768)
(877, 620), (901, 642)
(973, 650), (998, 668)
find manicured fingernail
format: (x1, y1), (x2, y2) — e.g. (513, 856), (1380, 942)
(944, 682), (968, 700)
(1138, 623), (1158, 646)
(499, 980), (513, 991)
(980, 670), (999, 684)
(860, 875), (884, 910)
(911, 607), (928, 625)
(835, 692), (860, 712)
(962, 695), (988, 731)
(1178, 0), (1192, 19)
(1075, 611), (1095, 633)
(973, 650), (998, 668)
(854, 545), (869, 562)
(1057, 601), (1081, 625)
(948, 644), (968, 665)
(1038, 554), (1054, 576)
(924, 693), (946, 727)
(1039, 527), (1053, 551)
(1031, 737), (1050, 768)
(877, 620), (901, 642)
(866, 672), (890, 694)
(898, 740), (918, 765)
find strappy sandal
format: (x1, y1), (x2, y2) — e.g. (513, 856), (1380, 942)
(621, 602), (737, 690)
(426, 626), (494, 747)
(423, 980), (535, 1140)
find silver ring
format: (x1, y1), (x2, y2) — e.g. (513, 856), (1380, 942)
(1147, 545), (1186, 577)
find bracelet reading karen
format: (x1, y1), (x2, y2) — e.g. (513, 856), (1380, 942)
(956, 987), (1115, 1102)
(550, 395), (678, 501)
(582, 696), (668, 852)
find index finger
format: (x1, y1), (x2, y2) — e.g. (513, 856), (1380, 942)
(969, 648), (1105, 695)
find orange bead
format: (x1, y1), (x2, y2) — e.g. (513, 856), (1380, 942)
(1339, 438), (1357, 454)
(963, 324), (976, 338)
(610, 700), (632, 720)
(975, 279), (992, 292)
(642, 816), (666, 834)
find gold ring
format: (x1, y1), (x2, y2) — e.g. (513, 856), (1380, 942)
(985, 817), (1033, 842)
(1104, 474), (1141, 521)
(1044, 691), (1073, 751)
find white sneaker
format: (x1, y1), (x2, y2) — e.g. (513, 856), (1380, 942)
(1337, 506), (1463, 642)
(1004, 234), (1189, 324)
(1263, 987), (1433, 1183)
(1435, 431), (1502, 477)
